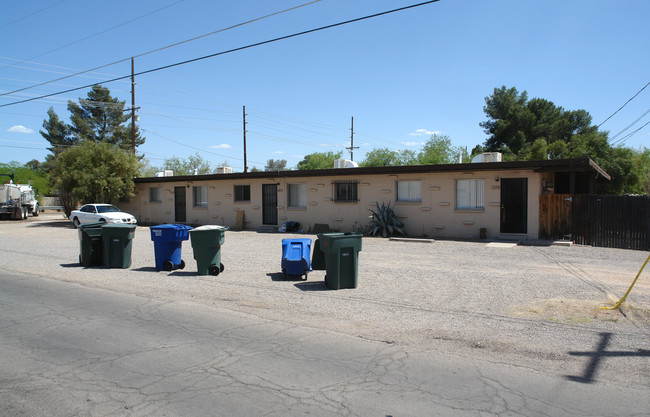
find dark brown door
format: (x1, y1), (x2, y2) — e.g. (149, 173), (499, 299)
(174, 186), (186, 223)
(262, 184), (277, 225)
(500, 178), (527, 234)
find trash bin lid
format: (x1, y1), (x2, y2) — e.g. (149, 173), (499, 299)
(190, 225), (229, 232)
(151, 224), (193, 230)
(151, 223), (192, 241)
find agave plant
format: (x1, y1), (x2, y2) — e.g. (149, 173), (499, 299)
(367, 202), (405, 237)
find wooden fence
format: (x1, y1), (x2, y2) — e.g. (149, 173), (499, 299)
(539, 194), (650, 250)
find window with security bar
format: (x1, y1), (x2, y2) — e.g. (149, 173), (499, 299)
(234, 185), (250, 202)
(332, 180), (359, 203)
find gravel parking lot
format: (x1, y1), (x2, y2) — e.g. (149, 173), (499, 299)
(2, 213), (649, 389)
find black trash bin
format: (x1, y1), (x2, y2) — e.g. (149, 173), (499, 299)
(78, 222), (105, 267)
(314, 233), (362, 290)
(101, 224), (136, 268)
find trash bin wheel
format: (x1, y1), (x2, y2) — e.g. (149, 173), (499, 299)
(209, 264), (220, 276)
(303, 270), (308, 281)
(220, 263), (225, 272)
(163, 260), (174, 271)
(179, 260), (185, 269)
(79, 255), (82, 265)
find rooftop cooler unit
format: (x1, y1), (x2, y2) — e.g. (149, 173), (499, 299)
(333, 159), (359, 169)
(471, 152), (502, 163)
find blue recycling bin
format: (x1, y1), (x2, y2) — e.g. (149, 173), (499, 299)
(150, 224), (193, 271)
(281, 238), (312, 280)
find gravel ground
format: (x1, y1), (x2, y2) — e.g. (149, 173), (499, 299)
(2, 213), (649, 389)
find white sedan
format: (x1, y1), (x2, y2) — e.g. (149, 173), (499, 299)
(71, 204), (137, 228)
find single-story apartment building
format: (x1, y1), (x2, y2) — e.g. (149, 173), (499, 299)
(119, 157), (610, 240)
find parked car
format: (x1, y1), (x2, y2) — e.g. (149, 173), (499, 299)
(70, 204), (137, 228)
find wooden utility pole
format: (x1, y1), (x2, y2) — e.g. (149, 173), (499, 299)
(243, 106), (248, 172)
(131, 57), (136, 154)
(346, 116), (359, 161)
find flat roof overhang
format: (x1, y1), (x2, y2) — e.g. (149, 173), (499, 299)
(134, 157), (610, 183)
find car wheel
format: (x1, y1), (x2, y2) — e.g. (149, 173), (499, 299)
(73, 217), (81, 228)
(99, 218), (106, 223)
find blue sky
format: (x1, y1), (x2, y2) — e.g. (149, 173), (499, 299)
(1, 0), (648, 172)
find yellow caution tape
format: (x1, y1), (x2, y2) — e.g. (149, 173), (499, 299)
(601, 252), (650, 310)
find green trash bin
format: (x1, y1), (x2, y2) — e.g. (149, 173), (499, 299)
(101, 224), (136, 268)
(316, 233), (362, 290)
(189, 225), (228, 276)
(78, 222), (105, 267)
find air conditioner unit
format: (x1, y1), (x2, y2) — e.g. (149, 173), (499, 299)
(471, 152), (502, 163)
(214, 166), (233, 174)
(333, 159), (359, 169)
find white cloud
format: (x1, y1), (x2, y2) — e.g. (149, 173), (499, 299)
(210, 144), (232, 149)
(8, 125), (33, 134)
(402, 141), (424, 147)
(408, 129), (440, 136)
(272, 150), (285, 154)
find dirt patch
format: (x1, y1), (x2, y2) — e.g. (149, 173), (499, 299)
(510, 297), (650, 325)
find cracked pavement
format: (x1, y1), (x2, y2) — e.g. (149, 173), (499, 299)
(1, 214), (649, 416)
(2, 272), (648, 417)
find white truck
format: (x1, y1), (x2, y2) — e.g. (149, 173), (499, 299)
(0, 182), (39, 220)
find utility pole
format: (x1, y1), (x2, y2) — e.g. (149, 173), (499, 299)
(131, 57), (136, 154)
(243, 105), (248, 172)
(346, 116), (359, 161)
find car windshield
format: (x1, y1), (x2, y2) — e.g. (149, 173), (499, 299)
(96, 205), (121, 213)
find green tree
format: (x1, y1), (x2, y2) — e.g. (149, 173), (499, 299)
(40, 107), (75, 156)
(137, 158), (159, 177)
(297, 151), (343, 170)
(360, 148), (401, 167)
(49, 141), (139, 216)
(67, 85), (145, 151)
(480, 86), (596, 155)
(0, 162), (50, 197)
(265, 159), (287, 171)
(417, 134), (460, 164)
(162, 153), (211, 175)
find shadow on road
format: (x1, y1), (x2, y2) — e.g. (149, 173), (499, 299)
(27, 219), (73, 229)
(566, 332), (650, 383)
(294, 281), (328, 291)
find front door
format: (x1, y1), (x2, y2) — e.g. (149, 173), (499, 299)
(174, 186), (186, 223)
(262, 184), (277, 225)
(500, 178), (527, 234)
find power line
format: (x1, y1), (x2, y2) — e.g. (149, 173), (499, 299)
(612, 121), (650, 147)
(608, 109), (650, 144)
(0, 1), (185, 72)
(598, 80), (650, 128)
(0, 0), (442, 108)
(0, 0), (67, 30)
(0, 0), (322, 98)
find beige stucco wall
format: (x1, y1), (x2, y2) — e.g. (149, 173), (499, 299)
(120, 169), (543, 240)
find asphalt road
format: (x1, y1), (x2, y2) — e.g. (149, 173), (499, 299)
(1, 271), (649, 417)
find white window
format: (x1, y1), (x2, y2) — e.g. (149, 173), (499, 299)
(397, 180), (421, 202)
(455, 179), (484, 210)
(149, 187), (162, 202)
(287, 183), (306, 208)
(192, 186), (208, 208)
